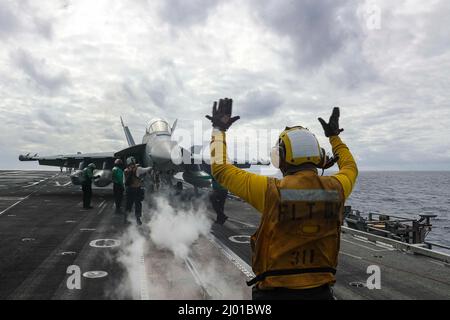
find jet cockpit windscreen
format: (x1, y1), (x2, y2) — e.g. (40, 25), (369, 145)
(147, 119), (171, 135)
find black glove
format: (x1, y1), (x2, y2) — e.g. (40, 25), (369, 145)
(205, 98), (240, 131)
(318, 107), (344, 137)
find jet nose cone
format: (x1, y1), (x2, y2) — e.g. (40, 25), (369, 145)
(151, 141), (181, 165)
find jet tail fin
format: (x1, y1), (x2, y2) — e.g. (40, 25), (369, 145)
(120, 116), (136, 147)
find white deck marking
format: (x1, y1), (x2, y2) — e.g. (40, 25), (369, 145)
(139, 243), (150, 300)
(0, 194), (32, 216)
(0, 197), (25, 201)
(428, 259), (446, 267)
(340, 251), (363, 260)
(341, 238), (387, 252)
(348, 234), (395, 251)
(352, 235), (372, 243)
(228, 235), (251, 244)
(22, 174), (58, 188)
(83, 271), (108, 279)
(0, 173), (58, 216)
(23, 180), (44, 188)
(89, 239), (121, 248)
(374, 241), (395, 250)
(97, 201), (107, 215)
(184, 257), (212, 300)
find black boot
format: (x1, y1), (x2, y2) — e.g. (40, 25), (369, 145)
(216, 214), (229, 225)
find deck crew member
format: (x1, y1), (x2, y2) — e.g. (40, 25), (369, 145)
(112, 159), (125, 213)
(206, 98), (358, 300)
(210, 177), (229, 225)
(124, 156), (151, 225)
(82, 163), (98, 209)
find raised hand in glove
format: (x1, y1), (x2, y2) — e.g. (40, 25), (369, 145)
(318, 107), (344, 137)
(205, 98), (240, 131)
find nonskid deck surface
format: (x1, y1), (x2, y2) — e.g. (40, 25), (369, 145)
(0, 171), (449, 300)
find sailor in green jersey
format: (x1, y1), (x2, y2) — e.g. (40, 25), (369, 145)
(82, 163), (98, 209)
(112, 159), (125, 213)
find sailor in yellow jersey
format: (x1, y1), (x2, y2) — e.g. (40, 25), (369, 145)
(206, 98), (358, 300)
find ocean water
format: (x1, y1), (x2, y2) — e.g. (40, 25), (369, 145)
(347, 171), (450, 248)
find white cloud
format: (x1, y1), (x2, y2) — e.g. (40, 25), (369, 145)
(12, 49), (71, 92)
(0, 0), (449, 170)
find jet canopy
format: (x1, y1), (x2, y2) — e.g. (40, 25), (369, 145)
(147, 119), (171, 135)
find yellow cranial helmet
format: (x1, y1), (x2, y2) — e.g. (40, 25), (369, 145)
(271, 126), (326, 169)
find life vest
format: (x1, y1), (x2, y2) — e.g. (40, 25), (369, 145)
(125, 166), (142, 188)
(249, 170), (345, 290)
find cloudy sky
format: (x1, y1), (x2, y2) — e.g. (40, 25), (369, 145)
(0, 0), (449, 171)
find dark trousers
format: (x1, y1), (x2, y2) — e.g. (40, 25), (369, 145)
(126, 187), (142, 218)
(113, 183), (124, 210)
(252, 285), (336, 300)
(210, 189), (228, 219)
(82, 183), (92, 208)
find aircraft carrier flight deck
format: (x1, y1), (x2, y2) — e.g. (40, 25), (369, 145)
(0, 170), (449, 300)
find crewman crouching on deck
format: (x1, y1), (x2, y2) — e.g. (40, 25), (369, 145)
(112, 159), (125, 213)
(124, 156), (151, 225)
(206, 98), (358, 300)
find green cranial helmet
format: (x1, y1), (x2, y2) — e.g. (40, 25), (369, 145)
(88, 163), (96, 170)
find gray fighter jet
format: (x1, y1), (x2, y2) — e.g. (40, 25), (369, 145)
(19, 118), (252, 190)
